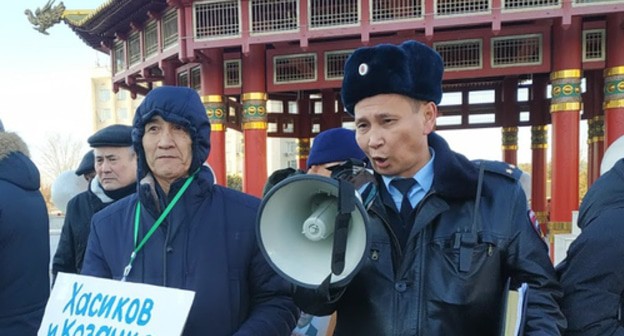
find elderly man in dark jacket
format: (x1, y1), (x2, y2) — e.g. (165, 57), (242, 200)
(0, 121), (50, 335)
(293, 40), (565, 335)
(557, 156), (624, 335)
(52, 125), (137, 279)
(81, 86), (298, 335)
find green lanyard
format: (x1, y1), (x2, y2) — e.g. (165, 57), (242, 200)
(121, 172), (197, 282)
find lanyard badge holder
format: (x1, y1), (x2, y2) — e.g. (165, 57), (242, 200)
(121, 172), (197, 282)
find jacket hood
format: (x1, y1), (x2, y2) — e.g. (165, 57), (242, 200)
(132, 86), (211, 180)
(577, 158), (624, 229)
(0, 132), (40, 191)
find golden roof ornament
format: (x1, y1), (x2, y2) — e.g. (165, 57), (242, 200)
(24, 0), (66, 35)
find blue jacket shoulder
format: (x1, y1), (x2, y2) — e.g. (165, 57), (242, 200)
(472, 159), (523, 182)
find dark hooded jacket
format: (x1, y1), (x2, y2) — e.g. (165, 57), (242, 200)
(0, 131), (50, 335)
(294, 132), (564, 335)
(81, 86), (298, 336)
(52, 177), (123, 278)
(556, 158), (624, 336)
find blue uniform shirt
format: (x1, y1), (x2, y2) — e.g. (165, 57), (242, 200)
(382, 148), (435, 211)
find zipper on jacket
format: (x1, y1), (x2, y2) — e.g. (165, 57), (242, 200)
(162, 218), (171, 286)
(416, 226), (429, 334)
(370, 206), (403, 259)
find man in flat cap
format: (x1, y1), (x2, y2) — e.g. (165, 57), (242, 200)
(293, 41), (565, 335)
(81, 86), (297, 335)
(75, 150), (96, 183)
(52, 124), (137, 280)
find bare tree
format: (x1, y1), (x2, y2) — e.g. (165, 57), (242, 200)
(36, 132), (85, 184)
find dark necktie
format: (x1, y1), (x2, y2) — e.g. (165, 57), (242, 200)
(391, 178), (416, 225)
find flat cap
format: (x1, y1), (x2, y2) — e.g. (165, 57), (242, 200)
(75, 150), (95, 176)
(88, 124), (133, 148)
(341, 40), (444, 116)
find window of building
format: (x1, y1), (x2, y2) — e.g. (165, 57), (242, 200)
(113, 40), (125, 74)
(163, 10), (179, 49)
(128, 32), (141, 66)
(117, 107), (129, 120)
(98, 88), (110, 102)
(144, 21), (159, 58)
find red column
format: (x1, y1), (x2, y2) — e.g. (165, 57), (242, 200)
(529, 74), (549, 225)
(531, 126), (548, 221)
(590, 116), (605, 179)
(242, 44), (268, 197)
(549, 17), (582, 236)
(200, 48), (227, 186)
(501, 77), (519, 165)
(160, 60), (177, 86)
(603, 13), (624, 148)
(585, 70), (604, 185)
(298, 93), (312, 170)
(502, 127), (518, 165)
(298, 139), (310, 171)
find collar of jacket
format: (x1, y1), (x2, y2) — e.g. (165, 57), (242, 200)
(428, 132), (482, 200)
(89, 176), (114, 204)
(137, 166), (215, 215)
(0, 132), (29, 160)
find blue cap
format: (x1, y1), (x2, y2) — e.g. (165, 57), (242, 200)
(341, 40), (444, 116)
(307, 128), (366, 169)
(88, 124), (133, 147)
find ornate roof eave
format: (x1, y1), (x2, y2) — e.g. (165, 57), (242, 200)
(63, 0), (168, 52)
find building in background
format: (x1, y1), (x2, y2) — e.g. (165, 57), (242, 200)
(91, 65), (143, 130)
(91, 65), (297, 182)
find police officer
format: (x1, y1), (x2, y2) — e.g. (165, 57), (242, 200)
(293, 40), (565, 335)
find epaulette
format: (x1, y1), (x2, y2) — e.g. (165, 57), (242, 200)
(472, 159), (523, 181)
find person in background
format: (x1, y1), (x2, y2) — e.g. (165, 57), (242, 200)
(291, 312), (318, 336)
(263, 127), (367, 196)
(293, 40), (565, 335)
(81, 86), (298, 335)
(52, 124), (137, 280)
(75, 149), (96, 183)
(0, 119), (50, 335)
(306, 127), (367, 177)
(556, 155), (624, 335)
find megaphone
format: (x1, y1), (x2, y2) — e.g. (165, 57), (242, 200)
(257, 174), (369, 289)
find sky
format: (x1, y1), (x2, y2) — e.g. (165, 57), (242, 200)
(0, 0), (107, 165)
(0, 0), (586, 177)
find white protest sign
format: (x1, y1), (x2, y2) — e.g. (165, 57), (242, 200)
(39, 273), (195, 336)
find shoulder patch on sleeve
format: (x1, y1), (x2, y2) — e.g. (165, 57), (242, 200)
(472, 159), (522, 181)
(527, 209), (549, 245)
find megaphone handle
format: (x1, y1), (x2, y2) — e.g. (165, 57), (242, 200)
(331, 180), (355, 275)
(332, 213), (350, 274)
